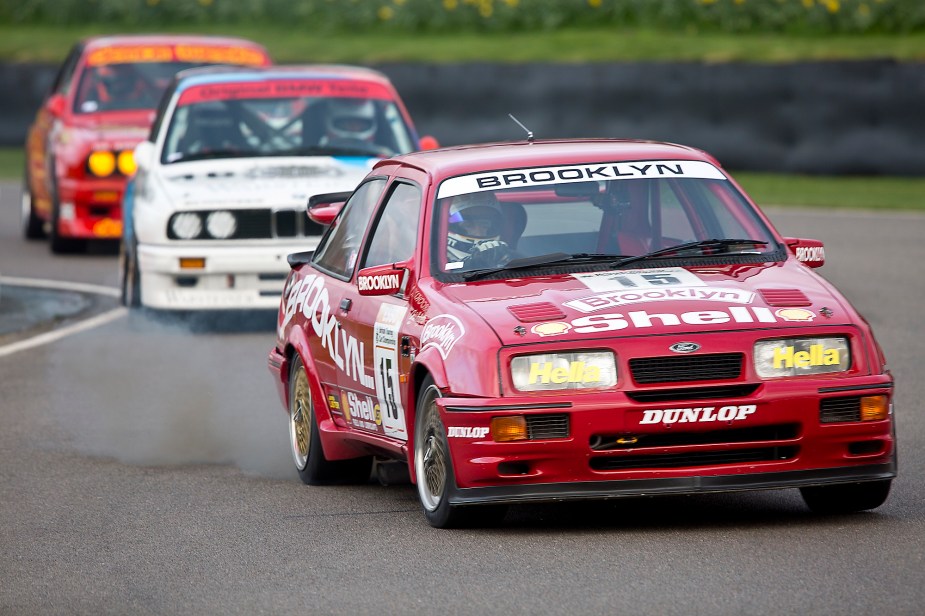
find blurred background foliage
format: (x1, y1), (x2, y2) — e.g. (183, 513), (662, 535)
(2, 0), (923, 35)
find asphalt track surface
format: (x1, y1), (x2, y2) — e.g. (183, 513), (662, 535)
(1, 180), (924, 615)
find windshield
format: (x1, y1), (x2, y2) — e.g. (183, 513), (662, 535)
(74, 62), (201, 113)
(431, 160), (779, 279)
(160, 85), (417, 164)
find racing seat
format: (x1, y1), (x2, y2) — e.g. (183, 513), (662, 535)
(179, 106), (248, 155)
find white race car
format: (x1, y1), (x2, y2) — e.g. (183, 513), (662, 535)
(120, 65), (436, 310)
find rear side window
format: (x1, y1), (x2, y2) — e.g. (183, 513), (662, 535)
(313, 178), (388, 278)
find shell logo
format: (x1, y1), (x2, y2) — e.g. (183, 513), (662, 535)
(776, 308), (815, 322)
(531, 322), (571, 337)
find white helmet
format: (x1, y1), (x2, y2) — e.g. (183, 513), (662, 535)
(446, 193), (504, 262)
(325, 98), (377, 141)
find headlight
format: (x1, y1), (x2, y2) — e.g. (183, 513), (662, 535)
(87, 151), (116, 177)
(511, 351), (617, 392)
(117, 150), (136, 176)
(754, 336), (850, 378)
(170, 213), (203, 240)
(205, 211), (237, 239)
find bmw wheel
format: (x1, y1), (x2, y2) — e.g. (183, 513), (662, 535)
(414, 376), (506, 528)
(119, 240), (141, 308)
(800, 479), (892, 514)
(288, 355), (371, 485)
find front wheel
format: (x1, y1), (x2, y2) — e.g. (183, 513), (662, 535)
(414, 376), (506, 528)
(21, 175), (45, 239)
(119, 241), (141, 307)
(288, 355), (371, 485)
(800, 479), (892, 514)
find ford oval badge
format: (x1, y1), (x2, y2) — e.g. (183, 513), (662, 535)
(669, 342), (700, 354)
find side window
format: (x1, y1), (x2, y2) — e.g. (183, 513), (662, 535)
(362, 182), (422, 268)
(52, 46), (82, 95)
(313, 178), (387, 278)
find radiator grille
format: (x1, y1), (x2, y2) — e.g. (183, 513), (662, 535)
(630, 353), (743, 384)
(590, 446), (798, 471)
(526, 414), (569, 439)
(820, 397), (861, 423)
(167, 209), (325, 240)
(626, 384), (759, 403)
(590, 423), (799, 451)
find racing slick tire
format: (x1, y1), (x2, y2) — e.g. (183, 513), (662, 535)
(799, 479), (892, 514)
(21, 173), (46, 240)
(414, 376), (507, 528)
(288, 355), (372, 485)
(119, 240), (141, 308)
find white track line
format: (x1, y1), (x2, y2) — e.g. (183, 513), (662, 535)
(0, 276), (125, 358)
(0, 275), (120, 297)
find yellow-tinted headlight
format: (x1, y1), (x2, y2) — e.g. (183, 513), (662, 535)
(87, 151), (116, 177)
(754, 336), (850, 378)
(511, 351), (617, 392)
(117, 150), (136, 176)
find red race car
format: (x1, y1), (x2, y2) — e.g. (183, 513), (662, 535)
(268, 139), (896, 528)
(23, 34), (271, 253)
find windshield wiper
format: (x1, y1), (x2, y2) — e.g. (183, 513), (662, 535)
(462, 252), (627, 282)
(169, 150), (257, 163)
(610, 238), (770, 269)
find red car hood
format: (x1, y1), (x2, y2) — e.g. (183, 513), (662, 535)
(440, 261), (854, 346)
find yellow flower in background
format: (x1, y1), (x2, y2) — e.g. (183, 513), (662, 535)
(198, 0), (213, 6)
(146, 0), (159, 6)
(394, 0), (406, 5)
(802, 0), (814, 8)
(479, 1), (493, 18)
(734, 0), (745, 5)
(700, 0), (718, 5)
(859, 3), (870, 15)
(378, 5), (394, 20)
(825, 0), (840, 11)
(443, 0), (458, 9)
(504, 0), (519, 7)
(588, 0), (603, 7)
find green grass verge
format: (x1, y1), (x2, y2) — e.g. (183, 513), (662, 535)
(2, 24), (925, 63)
(2, 147), (921, 211)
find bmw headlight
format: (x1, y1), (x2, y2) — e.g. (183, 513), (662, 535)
(754, 337), (850, 378)
(170, 212), (203, 240)
(511, 351), (617, 392)
(205, 211), (237, 239)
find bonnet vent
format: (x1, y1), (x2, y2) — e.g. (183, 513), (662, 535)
(508, 302), (566, 323)
(758, 289), (811, 307)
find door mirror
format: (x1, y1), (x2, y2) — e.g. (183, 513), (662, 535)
(357, 262), (409, 296)
(287, 250), (314, 268)
(784, 237), (825, 268)
(47, 94), (66, 117)
(134, 141), (156, 171)
(307, 191), (352, 226)
(418, 135), (439, 151)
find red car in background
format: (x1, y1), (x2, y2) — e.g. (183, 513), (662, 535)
(22, 34), (271, 253)
(268, 139), (896, 528)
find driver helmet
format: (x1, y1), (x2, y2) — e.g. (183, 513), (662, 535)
(446, 192), (504, 262)
(325, 98), (377, 141)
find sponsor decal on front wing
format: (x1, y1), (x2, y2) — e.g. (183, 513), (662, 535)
(447, 426), (490, 439)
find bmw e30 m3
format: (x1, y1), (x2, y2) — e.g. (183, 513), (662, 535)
(23, 34), (271, 253)
(267, 139), (896, 528)
(120, 64), (435, 310)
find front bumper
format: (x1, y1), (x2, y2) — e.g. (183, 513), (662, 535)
(56, 176), (125, 239)
(138, 242), (309, 310)
(437, 378), (896, 506)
